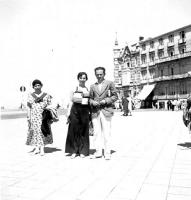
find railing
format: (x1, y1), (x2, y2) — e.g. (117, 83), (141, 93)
(167, 42), (174, 47)
(158, 45), (164, 50)
(148, 61), (155, 66)
(157, 95), (166, 100)
(140, 49), (146, 54)
(145, 72), (190, 83)
(140, 63), (147, 68)
(149, 48), (155, 52)
(155, 51), (191, 64)
(178, 94), (189, 99)
(178, 38), (186, 44)
(154, 94), (189, 100)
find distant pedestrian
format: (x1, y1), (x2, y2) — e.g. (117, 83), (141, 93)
(171, 100), (175, 111)
(26, 79), (53, 156)
(127, 95), (133, 116)
(167, 100), (172, 110)
(122, 96), (129, 116)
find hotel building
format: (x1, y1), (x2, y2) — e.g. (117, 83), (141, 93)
(114, 24), (191, 108)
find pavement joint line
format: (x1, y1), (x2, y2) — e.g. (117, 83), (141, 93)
(165, 121), (184, 200)
(1, 110), (190, 199)
(134, 124), (178, 200)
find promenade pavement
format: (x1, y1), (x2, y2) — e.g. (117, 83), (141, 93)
(1, 110), (191, 200)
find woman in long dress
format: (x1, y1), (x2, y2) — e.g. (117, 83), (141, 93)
(65, 72), (90, 158)
(26, 79), (53, 156)
(122, 96), (129, 116)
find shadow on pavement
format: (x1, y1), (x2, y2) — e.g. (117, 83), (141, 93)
(177, 142), (191, 149)
(89, 149), (116, 155)
(44, 147), (62, 153)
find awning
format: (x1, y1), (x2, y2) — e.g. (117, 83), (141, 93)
(136, 84), (155, 100)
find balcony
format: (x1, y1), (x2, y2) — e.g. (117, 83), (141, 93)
(157, 95), (167, 100)
(152, 72), (190, 82)
(167, 42), (174, 47)
(178, 38), (186, 44)
(155, 51), (191, 64)
(149, 47), (155, 52)
(140, 49), (146, 54)
(141, 79), (148, 84)
(148, 61), (155, 66)
(158, 45), (164, 50)
(178, 94), (189, 99)
(140, 63), (147, 68)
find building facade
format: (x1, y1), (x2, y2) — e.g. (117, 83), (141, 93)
(114, 24), (191, 108)
(113, 40), (132, 97)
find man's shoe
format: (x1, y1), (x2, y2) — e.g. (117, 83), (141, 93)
(90, 153), (102, 159)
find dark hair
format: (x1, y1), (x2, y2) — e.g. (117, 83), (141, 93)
(32, 79), (43, 88)
(77, 72), (88, 80)
(94, 66), (106, 74)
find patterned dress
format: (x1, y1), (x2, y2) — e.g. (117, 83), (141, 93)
(26, 92), (53, 146)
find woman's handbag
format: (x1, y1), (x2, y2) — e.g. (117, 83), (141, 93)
(44, 108), (59, 123)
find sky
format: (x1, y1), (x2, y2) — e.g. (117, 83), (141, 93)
(0, 0), (191, 108)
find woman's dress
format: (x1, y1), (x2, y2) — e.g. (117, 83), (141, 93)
(122, 97), (129, 115)
(65, 87), (90, 156)
(26, 92), (53, 146)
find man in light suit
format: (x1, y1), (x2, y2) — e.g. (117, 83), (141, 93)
(90, 67), (118, 160)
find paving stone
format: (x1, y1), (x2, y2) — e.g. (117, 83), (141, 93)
(1, 111), (190, 200)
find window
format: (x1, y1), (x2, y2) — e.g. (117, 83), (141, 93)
(158, 38), (163, 45)
(149, 52), (155, 62)
(168, 34), (174, 43)
(180, 31), (185, 39)
(141, 70), (147, 80)
(169, 84), (175, 95)
(159, 89), (165, 96)
(180, 82), (187, 94)
(141, 54), (146, 64)
(161, 69), (163, 77)
(149, 68), (155, 79)
(142, 43), (146, 51)
(135, 56), (138, 64)
(150, 41), (154, 48)
(179, 45), (186, 54)
(168, 47), (174, 57)
(158, 50), (164, 58)
(171, 68), (174, 76)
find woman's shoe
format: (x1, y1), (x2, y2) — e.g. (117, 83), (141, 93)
(40, 146), (45, 156)
(28, 148), (36, 153)
(32, 147), (40, 155)
(80, 154), (85, 158)
(71, 153), (77, 159)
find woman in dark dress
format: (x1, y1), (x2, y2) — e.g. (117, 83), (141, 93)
(122, 96), (129, 116)
(65, 72), (90, 158)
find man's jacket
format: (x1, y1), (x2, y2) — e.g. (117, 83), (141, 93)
(90, 80), (118, 118)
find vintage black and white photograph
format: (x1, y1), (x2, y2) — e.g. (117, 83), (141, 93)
(1, 0), (191, 199)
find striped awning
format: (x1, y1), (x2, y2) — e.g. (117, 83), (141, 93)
(136, 84), (155, 100)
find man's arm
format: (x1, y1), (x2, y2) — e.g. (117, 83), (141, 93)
(89, 85), (100, 107)
(104, 81), (118, 105)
